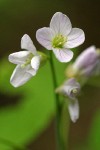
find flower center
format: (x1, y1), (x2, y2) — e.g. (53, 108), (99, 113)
(71, 88), (79, 97)
(52, 34), (67, 48)
(21, 53), (33, 68)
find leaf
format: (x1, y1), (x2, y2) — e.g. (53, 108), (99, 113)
(0, 59), (55, 148)
(0, 143), (12, 150)
(0, 56), (67, 148)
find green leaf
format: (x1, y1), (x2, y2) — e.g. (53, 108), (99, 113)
(0, 143), (12, 150)
(0, 59), (55, 148)
(0, 56), (67, 148)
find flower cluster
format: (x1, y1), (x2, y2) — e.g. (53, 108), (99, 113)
(9, 12), (85, 87)
(9, 12), (99, 123)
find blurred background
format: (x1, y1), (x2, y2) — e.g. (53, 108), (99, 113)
(0, 0), (100, 150)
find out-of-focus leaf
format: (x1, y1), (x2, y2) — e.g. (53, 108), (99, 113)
(0, 58), (21, 94)
(88, 110), (100, 150)
(0, 55), (68, 149)
(0, 143), (11, 150)
(0, 58), (55, 148)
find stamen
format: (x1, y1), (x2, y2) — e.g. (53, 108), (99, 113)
(71, 88), (79, 97)
(52, 34), (67, 48)
(21, 53), (33, 68)
(72, 89), (78, 94)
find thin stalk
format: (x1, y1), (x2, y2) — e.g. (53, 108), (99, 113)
(49, 51), (64, 150)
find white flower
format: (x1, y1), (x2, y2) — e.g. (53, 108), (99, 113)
(9, 34), (41, 87)
(36, 12), (85, 63)
(56, 78), (80, 122)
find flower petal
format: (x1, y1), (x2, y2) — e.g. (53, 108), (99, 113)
(8, 51), (30, 64)
(66, 28), (85, 48)
(53, 48), (73, 62)
(73, 46), (97, 70)
(80, 64), (97, 76)
(26, 68), (37, 76)
(36, 27), (54, 50)
(10, 65), (32, 87)
(21, 34), (37, 55)
(31, 56), (41, 71)
(50, 12), (72, 36)
(68, 99), (79, 123)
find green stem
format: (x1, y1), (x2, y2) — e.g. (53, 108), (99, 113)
(49, 51), (64, 150)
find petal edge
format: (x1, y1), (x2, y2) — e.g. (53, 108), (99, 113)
(66, 28), (85, 48)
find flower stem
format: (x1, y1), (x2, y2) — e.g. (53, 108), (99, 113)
(49, 51), (65, 150)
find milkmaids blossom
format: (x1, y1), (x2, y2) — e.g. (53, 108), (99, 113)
(56, 78), (80, 123)
(9, 34), (47, 87)
(36, 12), (85, 63)
(66, 46), (100, 78)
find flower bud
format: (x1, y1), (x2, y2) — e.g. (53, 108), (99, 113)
(56, 78), (80, 100)
(66, 46), (100, 78)
(56, 78), (80, 122)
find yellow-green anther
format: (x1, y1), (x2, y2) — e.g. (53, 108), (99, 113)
(72, 88), (78, 94)
(72, 88), (79, 97)
(52, 34), (67, 48)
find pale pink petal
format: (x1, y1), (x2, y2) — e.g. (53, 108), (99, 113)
(21, 34), (37, 55)
(8, 51), (30, 65)
(10, 65), (32, 87)
(50, 12), (72, 36)
(53, 48), (73, 62)
(31, 56), (41, 71)
(26, 68), (37, 76)
(36, 27), (54, 50)
(73, 46), (96, 70)
(65, 28), (85, 48)
(68, 99), (79, 123)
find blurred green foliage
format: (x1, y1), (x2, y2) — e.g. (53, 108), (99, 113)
(0, 56), (67, 149)
(0, 55), (100, 150)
